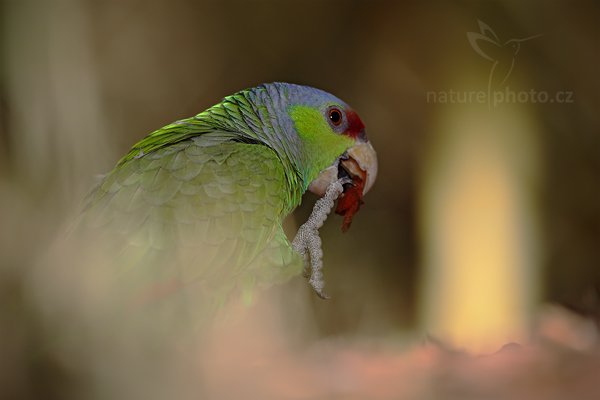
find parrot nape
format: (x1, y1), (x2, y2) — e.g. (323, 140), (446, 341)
(80, 82), (377, 318)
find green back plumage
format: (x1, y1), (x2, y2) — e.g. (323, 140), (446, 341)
(118, 88), (305, 211)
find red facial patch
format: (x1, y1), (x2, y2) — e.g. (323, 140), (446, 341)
(344, 109), (366, 140)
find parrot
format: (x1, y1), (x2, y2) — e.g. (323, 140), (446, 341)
(79, 82), (377, 320)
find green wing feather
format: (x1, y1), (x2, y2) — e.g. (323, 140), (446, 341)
(81, 129), (303, 316)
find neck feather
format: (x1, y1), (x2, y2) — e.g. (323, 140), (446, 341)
(196, 84), (307, 211)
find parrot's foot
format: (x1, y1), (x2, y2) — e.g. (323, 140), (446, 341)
(292, 178), (348, 299)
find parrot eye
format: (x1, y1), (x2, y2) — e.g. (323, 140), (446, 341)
(328, 108), (343, 126)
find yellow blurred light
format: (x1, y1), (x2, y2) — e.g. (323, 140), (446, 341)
(420, 105), (540, 353)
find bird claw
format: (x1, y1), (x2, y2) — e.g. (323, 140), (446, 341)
(310, 278), (330, 299)
(292, 178), (345, 299)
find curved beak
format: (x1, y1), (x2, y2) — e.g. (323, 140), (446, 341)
(308, 139), (377, 231)
(343, 141), (378, 194)
(308, 140), (378, 197)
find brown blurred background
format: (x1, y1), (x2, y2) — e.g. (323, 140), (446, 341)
(0, 0), (599, 398)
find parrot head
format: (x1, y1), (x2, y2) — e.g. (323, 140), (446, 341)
(282, 84), (378, 231)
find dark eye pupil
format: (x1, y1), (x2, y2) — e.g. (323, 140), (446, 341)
(329, 109), (342, 125)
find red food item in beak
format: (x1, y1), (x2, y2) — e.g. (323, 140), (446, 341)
(335, 175), (365, 232)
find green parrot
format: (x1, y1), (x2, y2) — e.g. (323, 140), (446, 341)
(80, 82), (377, 318)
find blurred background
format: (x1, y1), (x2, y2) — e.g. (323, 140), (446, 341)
(0, 0), (599, 399)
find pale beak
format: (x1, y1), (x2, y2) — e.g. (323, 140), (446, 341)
(309, 141), (378, 196)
